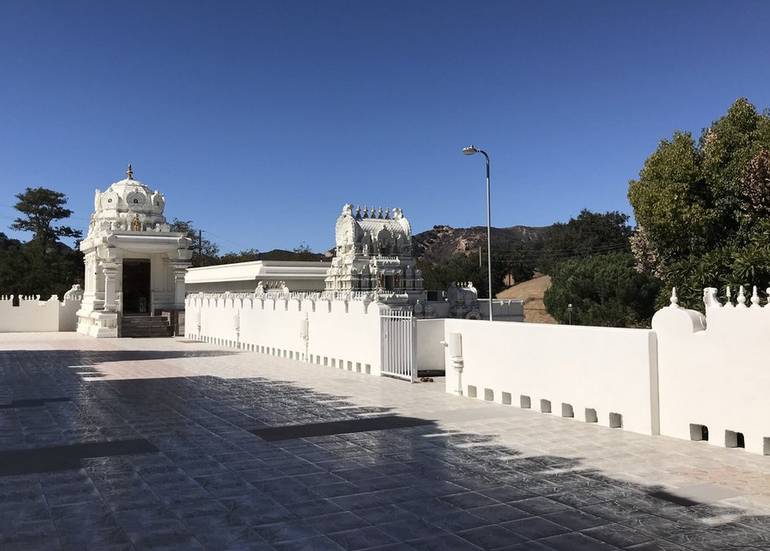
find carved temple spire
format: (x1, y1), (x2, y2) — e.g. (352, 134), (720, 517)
(126, 163), (134, 180)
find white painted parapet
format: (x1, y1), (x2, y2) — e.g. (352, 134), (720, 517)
(0, 285), (83, 332)
(186, 283), (770, 455)
(440, 285), (770, 455)
(653, 286), (770, 455)
(477, 299), (525, 322)
(415, 319), (446, 373)
(186, 292), (384, 376)
(441, 318), (659, 435)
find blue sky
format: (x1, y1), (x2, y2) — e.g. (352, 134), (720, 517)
(1, 1), (769, 252)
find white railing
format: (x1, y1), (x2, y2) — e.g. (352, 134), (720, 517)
(380, 309), (416, 382)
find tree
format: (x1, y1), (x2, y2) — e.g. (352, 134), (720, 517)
(0, 233), (25, 297)
(628, 98), (770, 308)
(290, 241), (321, 261)
(11, 187), (82, 247)
(539, 209), (632, 273)
(218, 249), (261, 264)
(419, 254), (482, 295)
(5, 189), (84, 299)
(168, 219), (220, 267)
(543, 252), (662, 327)
(12, 240), (83, 300)
(419, 252), (509, 298)
(418, 210), (635, 299)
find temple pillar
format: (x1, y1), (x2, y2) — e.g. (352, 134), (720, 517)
(102, 261), (120, 312)
(171, 263), (187, 309)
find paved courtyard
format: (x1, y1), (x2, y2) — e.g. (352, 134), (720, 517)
(1, 333), (769, 551)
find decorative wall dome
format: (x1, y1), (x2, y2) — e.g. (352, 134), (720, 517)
(87, 165), (170, 237)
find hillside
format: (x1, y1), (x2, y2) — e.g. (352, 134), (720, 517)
(413, 224), (548, 264)
(497, 275), (556, 324)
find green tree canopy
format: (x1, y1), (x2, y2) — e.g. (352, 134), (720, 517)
(543, 252), (662, 327)
(539, 209), (633, 272)
(628, 98), (770, 308)
(11, 187), (82, 246)
(3, 189), (83, 299)
(418, 209), (635, 300)
(169, 219), (220, 267)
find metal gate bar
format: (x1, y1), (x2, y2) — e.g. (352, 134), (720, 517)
(380, 309), (416, 382)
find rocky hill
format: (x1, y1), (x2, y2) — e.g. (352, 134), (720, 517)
(413, 224), (548, 264)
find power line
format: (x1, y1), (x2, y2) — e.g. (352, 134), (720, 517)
(487, 240), (630, 254)
(488, 241), (629, 254)
(489, 246), (629, 261)
(428, 243), (630, 266)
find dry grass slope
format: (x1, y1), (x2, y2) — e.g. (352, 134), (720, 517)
(497, 274), (556, 324)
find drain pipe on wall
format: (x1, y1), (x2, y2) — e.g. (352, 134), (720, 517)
(441, 332), (464, 396)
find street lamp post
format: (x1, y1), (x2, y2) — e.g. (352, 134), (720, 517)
(462, 145), (493, 321)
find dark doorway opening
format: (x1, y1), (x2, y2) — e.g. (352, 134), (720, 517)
(122, 259), (150, 315)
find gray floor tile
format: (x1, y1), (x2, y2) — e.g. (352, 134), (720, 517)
(2, 337), (770, 551)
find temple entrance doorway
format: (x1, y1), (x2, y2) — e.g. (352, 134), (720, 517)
(122, 259), (151, 315)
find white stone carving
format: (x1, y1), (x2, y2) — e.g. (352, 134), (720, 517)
(77, 165), (193, 337)
(325, 204), (425, 305)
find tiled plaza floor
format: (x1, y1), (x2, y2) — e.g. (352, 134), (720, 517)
(1, 333), (769, 551)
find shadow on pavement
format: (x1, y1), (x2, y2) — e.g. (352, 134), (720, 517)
(0, 348), (768, 550)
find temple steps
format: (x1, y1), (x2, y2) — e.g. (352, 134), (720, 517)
(120, 315), (172, 338)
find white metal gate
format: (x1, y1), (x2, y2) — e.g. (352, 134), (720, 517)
(380, 309), (416, 382)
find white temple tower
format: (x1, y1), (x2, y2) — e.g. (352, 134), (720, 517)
(76, 165), (193, 337)
(325, 204), (424, 304)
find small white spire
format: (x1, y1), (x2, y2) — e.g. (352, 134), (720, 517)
(670, 287), (678, 306)
(751, 286), (760, 307)
(726, 285), (733, 307)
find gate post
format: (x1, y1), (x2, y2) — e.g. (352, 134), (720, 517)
(409, 314), (417, 383)
(379, 313), (386, 377)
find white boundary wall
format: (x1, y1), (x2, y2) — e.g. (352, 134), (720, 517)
(440, 319), (659, 435)
(653, 290), (770, 455)
(185, 293), (384, 376)
(416, 319), (446, 373)
(187, 287), (770, 455)
(420, 287), (770, 455)
(0, 288), (83, 332)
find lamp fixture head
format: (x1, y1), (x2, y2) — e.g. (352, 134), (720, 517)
(462, 145), (478, 156)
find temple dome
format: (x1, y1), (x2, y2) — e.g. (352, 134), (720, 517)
(87, 165), (170, 237)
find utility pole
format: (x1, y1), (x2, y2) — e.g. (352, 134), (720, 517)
(478, 246), (482, 268)
(198, 229), (203, 258)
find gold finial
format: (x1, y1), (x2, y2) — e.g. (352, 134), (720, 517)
(126, 163), (134, 180)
